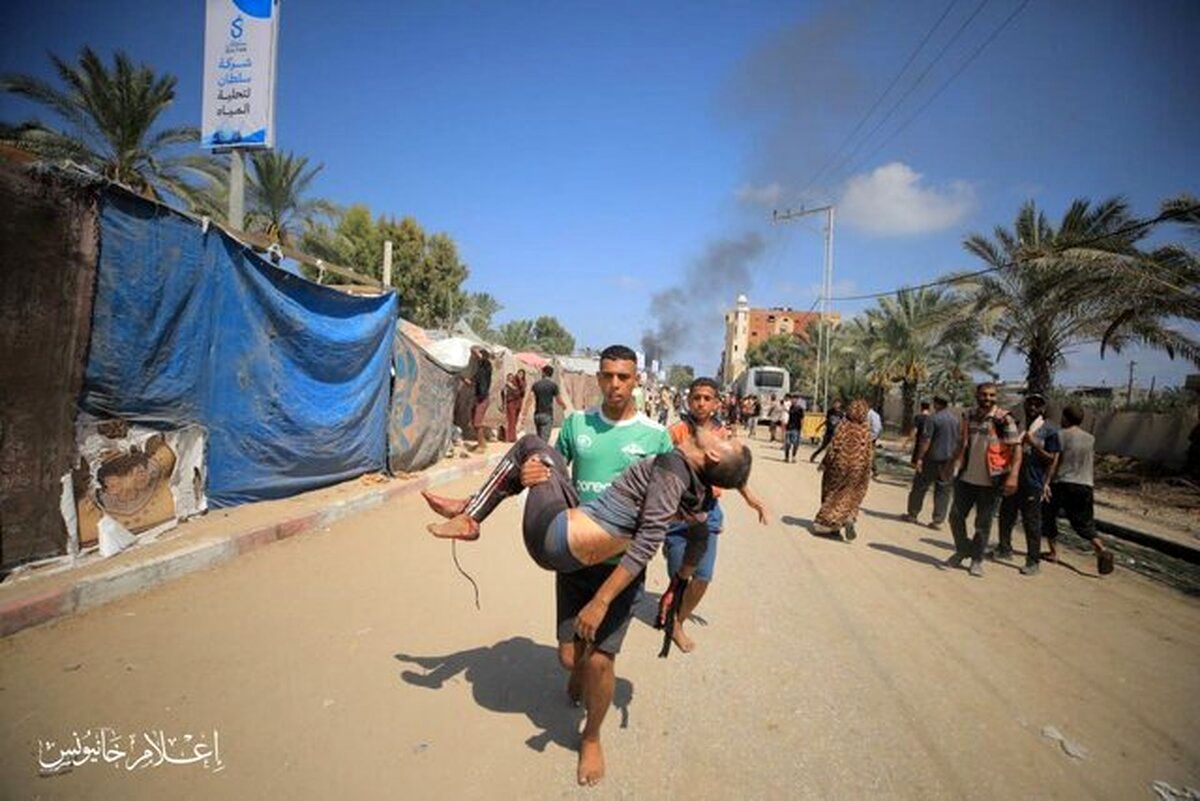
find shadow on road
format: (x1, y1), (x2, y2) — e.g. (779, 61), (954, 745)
(781, 515), (849, 543)
(860, 507), (910, 522)
(918, 536), (1097, 576)
(632, 591), (708, 629)
(394, 636), (634, 753)
(868, 542), (944, 568)
(919, 537), (956, 552)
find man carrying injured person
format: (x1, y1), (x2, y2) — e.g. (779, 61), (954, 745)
(422, 425), (752, 641)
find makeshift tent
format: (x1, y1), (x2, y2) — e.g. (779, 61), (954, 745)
(80, 187), (398, 507)
(389, 326), (460, 473)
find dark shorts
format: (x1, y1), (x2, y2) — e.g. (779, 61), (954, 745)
(556, 562), (645, 655)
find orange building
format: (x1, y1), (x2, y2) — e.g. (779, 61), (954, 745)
(720, 294), (839, 384)
(748, 307), (825, 345)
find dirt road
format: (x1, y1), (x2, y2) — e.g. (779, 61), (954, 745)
(2, 437), (1198, 799)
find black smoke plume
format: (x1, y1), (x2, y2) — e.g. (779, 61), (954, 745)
(641, 232), (765, 369)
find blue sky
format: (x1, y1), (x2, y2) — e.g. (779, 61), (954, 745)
(3, 0), (1198, 388)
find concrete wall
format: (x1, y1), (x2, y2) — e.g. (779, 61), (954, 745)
(1084, 409), (1196, 468)
(881, 392), (1194, 468)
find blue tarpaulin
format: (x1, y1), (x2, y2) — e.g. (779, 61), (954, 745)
(81, 188), (398, 507)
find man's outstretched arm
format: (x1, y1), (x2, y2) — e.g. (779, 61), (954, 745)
(737, 485), (769, 524)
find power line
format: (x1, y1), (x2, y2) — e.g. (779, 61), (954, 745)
(817, 0), (993, 192)
(827, 202), (1200, 302)
(840, 0), (1033, 182)
(793, 0), (960, 201)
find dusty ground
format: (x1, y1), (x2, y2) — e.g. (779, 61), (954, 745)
(2, 436), (1198, 800)
(1093, 456), (1200, 546)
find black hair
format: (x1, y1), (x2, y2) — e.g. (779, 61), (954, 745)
(1062, 404), (1084, 427)
(919, 401), (930, 411)
(542, 365), (554, 377)
(689, 376), (720, 394)
(599, 344), (637, 364)
(705, 443), (753, 490)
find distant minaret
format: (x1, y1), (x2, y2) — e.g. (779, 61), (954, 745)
(722, 293), (751, 384)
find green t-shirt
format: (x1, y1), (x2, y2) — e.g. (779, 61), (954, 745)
(555, 408), (675, 503)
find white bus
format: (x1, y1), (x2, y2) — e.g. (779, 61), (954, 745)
(732, 366), (790, 400)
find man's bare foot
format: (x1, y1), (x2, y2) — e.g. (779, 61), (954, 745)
(426, 514), (480, 541)
(577, 736), (604, 786)
(671, 617), (695, 653)
(421, 490), (468, 519)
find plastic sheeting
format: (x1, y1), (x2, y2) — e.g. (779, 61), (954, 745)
(388, 327), (460, 473)
(80, 188), (398, 507)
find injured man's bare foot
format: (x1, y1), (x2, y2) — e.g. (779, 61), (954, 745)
(421, 490), (468, 519)
(577, 736), (605, 786)
(427, 514), (481, 541)
(671, 616), (696, 653)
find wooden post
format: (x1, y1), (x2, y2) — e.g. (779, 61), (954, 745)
(382, 240), (393, 288)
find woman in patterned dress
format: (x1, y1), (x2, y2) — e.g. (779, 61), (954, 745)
(813, 399), (873, 540)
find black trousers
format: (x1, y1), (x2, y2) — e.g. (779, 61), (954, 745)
(906, 459), (953, 524)
(463, 434), (579, 571)
(1041, 481), (1096, 545)
(948, 478), (1002, 561)
(998, 485), (1043, 564)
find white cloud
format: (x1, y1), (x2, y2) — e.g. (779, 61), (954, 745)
(840, 162), (976, 236)
(608, 275), (642, 290)
(735, 182), (784, 207)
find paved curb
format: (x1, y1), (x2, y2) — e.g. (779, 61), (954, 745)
(0, 452), (503, 639)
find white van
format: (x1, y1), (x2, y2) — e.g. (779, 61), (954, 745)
(732, 366), (790, 400)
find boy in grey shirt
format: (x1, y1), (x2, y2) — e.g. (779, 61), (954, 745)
(1040, 405), (1113, 575)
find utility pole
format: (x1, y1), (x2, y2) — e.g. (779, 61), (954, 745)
(772, 204), (836, 410)
(1126, 360), (1137, 408)
(227, 149), (245, 231)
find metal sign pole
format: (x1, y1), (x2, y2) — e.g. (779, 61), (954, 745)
(228, 149), (245, 231)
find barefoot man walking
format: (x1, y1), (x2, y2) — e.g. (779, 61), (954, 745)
(431, 344), (674, 786)
(662, 377), (768, 652)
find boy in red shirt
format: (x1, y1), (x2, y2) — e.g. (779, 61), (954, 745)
(662, 377), (769, 651)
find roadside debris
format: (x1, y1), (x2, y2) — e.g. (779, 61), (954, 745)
(1041, 725), (1089, 760)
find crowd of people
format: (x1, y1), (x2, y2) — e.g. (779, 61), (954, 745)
(904, 383), (1112, 578)
(428, 347), (1111, 787)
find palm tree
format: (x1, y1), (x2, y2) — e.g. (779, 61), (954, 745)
(929, 340), (995, 406)
(961, 197), (1200, 397)
(860, 288), (972, 432)
(1, 47), (218, 200)
(245, 150), (337, 245)
(186, 150), (337, 245)
(1098, 194), (1200, 364)
(828, 316), (887, 409)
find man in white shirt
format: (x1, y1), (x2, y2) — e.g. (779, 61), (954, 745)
(867, 405), (883, 478)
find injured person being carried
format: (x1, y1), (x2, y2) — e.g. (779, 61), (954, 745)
(421, 427), (753, 579)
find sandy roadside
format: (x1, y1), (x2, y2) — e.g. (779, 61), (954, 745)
(1, 436), (1197, 800)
